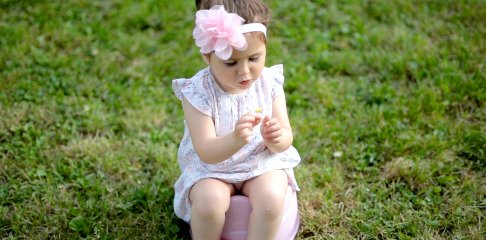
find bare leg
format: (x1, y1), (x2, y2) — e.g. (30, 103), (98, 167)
(189, 178), (234, 240)
(242, 170), (288, 240)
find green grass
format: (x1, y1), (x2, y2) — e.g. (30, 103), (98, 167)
(1, 0), (485, 239)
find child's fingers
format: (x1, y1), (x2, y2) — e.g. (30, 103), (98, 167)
(236, 122), (253, 131)
(261, 115), (271, 126)
(240, 128), (254, 143)
(251, 115), (263, 126)
(240, 114), (262, 125)
(263, 129), (282, 143)
(240, 114), (263, 127)
(264, 123), (281, 135)
(266, 116), (278, 126)
(264, 127), (279, 136)
(261, 117), (283, 143)
(239, 115), (253, 123)
(264, 118), (280, 130)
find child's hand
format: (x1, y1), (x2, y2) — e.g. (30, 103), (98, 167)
(260, 115), (283, 145)
(234, 114), (262, 144)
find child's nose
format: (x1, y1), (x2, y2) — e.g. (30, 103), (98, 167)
(238, 61), (250, 75)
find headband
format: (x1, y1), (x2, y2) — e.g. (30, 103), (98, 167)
(193, 5), (267, 60)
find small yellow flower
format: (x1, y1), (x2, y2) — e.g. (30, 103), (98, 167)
(255, 107), (262, 113)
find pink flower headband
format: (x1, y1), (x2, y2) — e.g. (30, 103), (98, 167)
(193, 5), (267, 60)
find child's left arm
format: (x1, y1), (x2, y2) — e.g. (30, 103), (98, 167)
(260, 94), (293, 153)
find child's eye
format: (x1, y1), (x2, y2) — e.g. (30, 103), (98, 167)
(250, 57), (259, 62)
(225, 61), (237, 66)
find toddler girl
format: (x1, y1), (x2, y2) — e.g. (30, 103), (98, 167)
(172, 0), (301, 239)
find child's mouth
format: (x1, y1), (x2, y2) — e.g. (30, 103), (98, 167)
(239, 80), (251, 86)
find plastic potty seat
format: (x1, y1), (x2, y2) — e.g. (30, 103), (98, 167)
(220, 185), (300, 240)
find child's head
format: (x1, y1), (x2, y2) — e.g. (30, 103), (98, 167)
(193, 0), (272, 94)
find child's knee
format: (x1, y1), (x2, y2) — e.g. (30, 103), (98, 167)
(191, 187), (230, 218)
(251, 188), (286, 218)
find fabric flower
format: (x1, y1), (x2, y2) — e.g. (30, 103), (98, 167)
(193, 5), (248, 60)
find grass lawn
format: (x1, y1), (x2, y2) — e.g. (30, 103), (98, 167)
(1, 0), (485, 239)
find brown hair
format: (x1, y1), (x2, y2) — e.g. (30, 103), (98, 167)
(195, 0), (272, 26)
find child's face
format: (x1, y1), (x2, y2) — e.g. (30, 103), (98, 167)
(206, 34), (266, 94)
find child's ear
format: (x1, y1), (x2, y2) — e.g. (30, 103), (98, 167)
(201, 54), (210, 65)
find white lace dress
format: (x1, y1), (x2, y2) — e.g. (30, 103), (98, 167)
(172, 64), (301, 222)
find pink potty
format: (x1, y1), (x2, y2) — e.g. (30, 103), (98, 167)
(220, 185), (300, 240)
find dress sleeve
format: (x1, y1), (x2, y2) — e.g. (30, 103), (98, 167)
(267, 64), (285, 99)
(172, 75), (213, 117)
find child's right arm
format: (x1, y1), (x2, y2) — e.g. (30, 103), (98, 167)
(183, 99), (261, 164)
